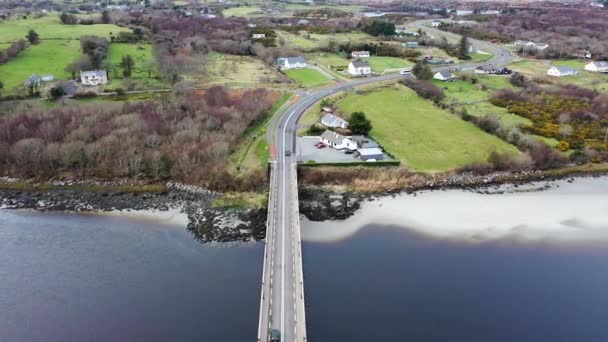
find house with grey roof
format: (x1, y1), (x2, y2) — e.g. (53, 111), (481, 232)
(80, 69), (108, 86)
(24, 74), (42, 88)
(348, 60), (371, 76)
(585, 61), (608, 73)
(434, 70), (455, 81)
(276, 56), (307, 70)
(547, 66), (579, 77)
(321, 114), (348, 129)
(357, 147), (384, 161)
(320, 130), (357, 150)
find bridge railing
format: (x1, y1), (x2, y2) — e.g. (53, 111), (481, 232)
(292, 163), (308, 342)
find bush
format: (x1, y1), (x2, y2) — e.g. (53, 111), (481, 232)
(400, 78), (444, 102)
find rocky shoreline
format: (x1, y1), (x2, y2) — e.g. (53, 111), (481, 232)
(0, 183), (267, 243)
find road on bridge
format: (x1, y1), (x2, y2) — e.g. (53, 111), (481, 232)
(257, 21), (517, 342)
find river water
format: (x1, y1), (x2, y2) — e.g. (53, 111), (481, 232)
(0, 210), (263, 342)
(1, 177), (607, 341)
(302, 177), (608, 341)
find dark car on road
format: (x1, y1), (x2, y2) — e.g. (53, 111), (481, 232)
(270, 329), (281, 342)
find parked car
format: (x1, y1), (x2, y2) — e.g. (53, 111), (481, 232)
(344, 149), (354, 154)
(285, 150), (291, 156)
(317, 144), (326, 149)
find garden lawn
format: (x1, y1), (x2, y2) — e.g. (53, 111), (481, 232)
(367, 56), (413, 73)
(337, 84), (519, 171)
(0, 40), (80, 92)
(0, 14), (129, 42)
(285, 68), (332, 87)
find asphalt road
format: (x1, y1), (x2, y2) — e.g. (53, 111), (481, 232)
(258, 20), (517, 342)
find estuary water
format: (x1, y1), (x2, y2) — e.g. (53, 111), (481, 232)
(0, 210), (263, 342)
(302, 177), (608, 341)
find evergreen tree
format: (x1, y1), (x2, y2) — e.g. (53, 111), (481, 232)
(120, 55), (135, 78)
(26, 29), (40, 45)
(459, 36), (469, 59)
(101, 10), (111, 24)
(349, 112), (372, 135)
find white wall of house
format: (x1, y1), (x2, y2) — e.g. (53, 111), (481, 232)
(348, 63), (371, 76)
(81, 73), (107, 86)
(585, 62), (608, 73)
(433, 72), (454, 81)
(320, 137), (357, 150)
(547, 67), (577, 77)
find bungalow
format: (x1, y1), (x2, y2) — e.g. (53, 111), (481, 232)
(320, 130), (357, 150)
(431, 20), (442, 27)
(547, 66), (579, 77)
(474, 65), (511, 75)
(351, 50), (370, 58)
(252, 33), (266, 39)
(276, 56), (307, 70)
(585, 61), (608, 73)
(80, 69), (108, 86)
(404, 41), (419, 49)
(321, 114), (349, 129)
(575, 49), (592, 59)
(433, 70), (455, 81)
(348, 60), (372, 76)
(358, 147), (384, 161)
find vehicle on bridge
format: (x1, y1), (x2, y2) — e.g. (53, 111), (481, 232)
(285, 150), (292, 156)
(270, 329), (281, 342)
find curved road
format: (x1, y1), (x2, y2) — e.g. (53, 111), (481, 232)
(258, 21), (517, 342)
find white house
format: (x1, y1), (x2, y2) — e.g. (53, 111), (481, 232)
(585, 61), (608, 73)
(547, 66), (579, 77)
(395, 25), (407, 33)
(431, 20), (442, 27)
(321, 114), (348, 129)
(481, 10), (501, 15)
(515, 40), (549, 51)
(434, 70), (455, 81)
(252, 33), (266, 39)
(276, 56), (307, 70)
(320, 130), (357, 150)
(351, 50), (370, 58)
(455, 9), (474, 16)
(80, 70), (108, 86)
(348, 60), (371, 76)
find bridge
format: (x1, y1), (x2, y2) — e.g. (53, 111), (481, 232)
(256, 21), (516, 342)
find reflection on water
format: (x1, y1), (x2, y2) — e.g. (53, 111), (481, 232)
(303, 177), (608, 341)
(303, 225), (608, 342)
(0, 210), (262, 342)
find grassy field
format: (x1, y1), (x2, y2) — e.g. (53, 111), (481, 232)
(308, 53), (350, 68)
(337, 84), (519, 171)
(200, 52), (285, 86)
(0, 40), (81, 92)
(277, 30), (374, 51)
(284, 68), (332, 87)
(0, 14), (129, 42)
(367, 56), (413, 73)
(469, 52), (493, 63)
(509, 58), (608, 92)
(222, 6), (265, 17)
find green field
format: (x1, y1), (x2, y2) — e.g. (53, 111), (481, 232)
(222, 6), (265, 17)
(0, 14), (129, 42)
(367, 56), (413, 73)
(308, 53), (349, 68)
(284, 68), (332, 87)
(337, 85), (519, 171)
(277, 30), (374, 51)
(469, 52), (493, 63)
(0, 40), (81, 92)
